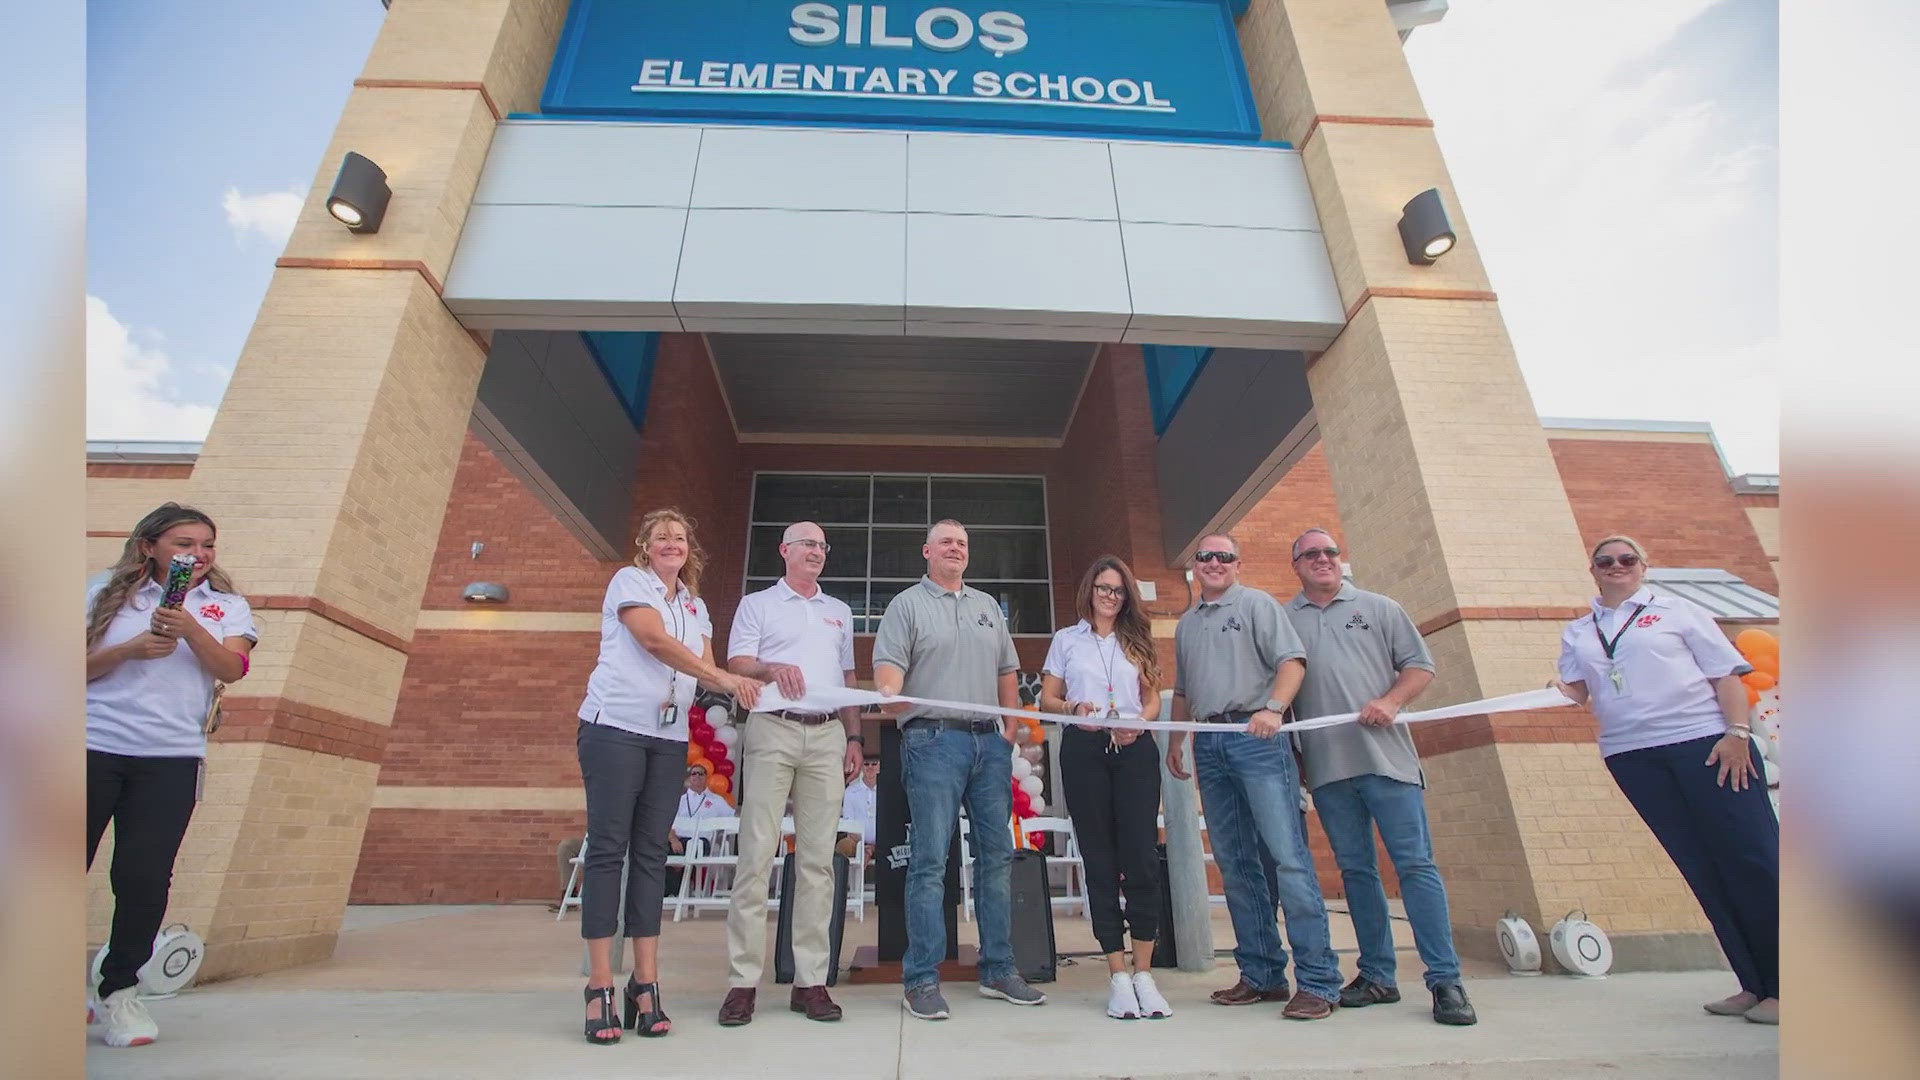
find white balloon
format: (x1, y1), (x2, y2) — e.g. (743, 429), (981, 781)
(1018, 774), (1044, 797)
(1021, 744), (1044, 763)
(1028, 794), (1047, 816)
(1011, 757), (1032, 780)
(714, 725), (740, 748)
(1011, 725), (1031, 744)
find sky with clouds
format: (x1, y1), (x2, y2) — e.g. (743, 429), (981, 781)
(85, 0), (1778, 473)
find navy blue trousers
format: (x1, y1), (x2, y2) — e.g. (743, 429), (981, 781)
(1606, 733), (1779, 998)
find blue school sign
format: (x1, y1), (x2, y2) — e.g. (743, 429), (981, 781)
(541, 0), (1262, 142)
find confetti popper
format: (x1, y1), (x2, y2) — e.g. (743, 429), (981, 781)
(162, 553), (197, 608)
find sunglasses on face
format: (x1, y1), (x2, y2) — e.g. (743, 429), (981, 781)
(1293, 546), (1341, 563)
(1194, 550), (1238, 564)
(1092, 584), (1127, 599)
(1592, 553), (1641, 569)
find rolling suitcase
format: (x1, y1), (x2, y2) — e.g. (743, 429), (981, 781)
(1008, 848), (1057, 983)
(774, 850), (850, 986)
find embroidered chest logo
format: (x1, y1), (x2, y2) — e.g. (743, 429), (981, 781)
(823, 616), (845, 629)
(1344, 613), (1371, 631)
(976, 612), (997, 628)
(199, 603), (226, 621)
(1221, 615), (1245, 633)
(684, 600), (699, 616)
(1635, 613), (1661, 629)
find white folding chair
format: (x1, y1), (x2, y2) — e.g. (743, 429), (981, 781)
(557, 831), (588, 921)
(673, 815), (741, 921)
(837, 815), (869, 921)
(1021, 816), (1086, 916)
(767, 815), (797, 911)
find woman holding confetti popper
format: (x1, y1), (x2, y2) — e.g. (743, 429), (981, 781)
(85, 503), (256, 1048)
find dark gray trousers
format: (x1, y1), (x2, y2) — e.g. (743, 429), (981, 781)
(576, 721), (686, 940)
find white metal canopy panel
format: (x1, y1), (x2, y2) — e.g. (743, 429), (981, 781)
(708, 333), (1093, 440)
(1644, 568), (1780, 621)
(443, 121), (1347, 348)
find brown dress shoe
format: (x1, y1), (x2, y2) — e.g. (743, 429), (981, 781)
(791, 985), (844, 1022)
(1281, 990), (1337, 1020)
(1211, 977), (1291, 1006)
(718, 987), (756, 1026)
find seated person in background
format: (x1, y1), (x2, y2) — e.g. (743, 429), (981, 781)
(838, 755), (880, 861)
(667, 764), (729, 894)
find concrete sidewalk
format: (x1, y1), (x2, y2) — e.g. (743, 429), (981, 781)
(85, 905), (1777, 1079)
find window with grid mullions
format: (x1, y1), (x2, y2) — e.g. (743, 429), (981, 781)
(744, 473), (1052, 634)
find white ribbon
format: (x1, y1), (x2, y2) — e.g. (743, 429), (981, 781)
(753, 685), (1575, 735)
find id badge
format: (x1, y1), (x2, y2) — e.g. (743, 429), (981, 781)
(659, 703), (681, 727)
(1605, 664), (1631, 698)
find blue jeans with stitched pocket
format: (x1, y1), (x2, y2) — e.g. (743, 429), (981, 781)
(900, 722), (1017, 990)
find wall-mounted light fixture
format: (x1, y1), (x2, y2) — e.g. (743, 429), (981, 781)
(463, 582), (509, 604)
(1397, 187), (1455, 265)
(326, 151), (392, 234)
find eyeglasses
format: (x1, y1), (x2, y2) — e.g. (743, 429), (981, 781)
(1293, 546), (1341, 563)
(1592, 553), (1641, 569)
(686, 768), (706, 777)
(1194, 550), (1239, 564)
(1092, 584), (1127, 599)
(786, 539), (830, 553)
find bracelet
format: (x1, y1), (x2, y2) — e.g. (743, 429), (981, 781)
(1725, 724), (1751, 735)
(846, 733), (865, 744)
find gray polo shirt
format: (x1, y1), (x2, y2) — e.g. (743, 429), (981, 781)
(1285, 583), (1436, 791)
(872, 576), (1019, 721)
(1174, 583), (1306, 721)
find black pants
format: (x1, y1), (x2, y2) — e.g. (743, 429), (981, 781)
(577, 721), (686, 940)
(86, 750), (199, 998)
(1059, 727), (1162, 954)
(1607, 733), (1779, 998)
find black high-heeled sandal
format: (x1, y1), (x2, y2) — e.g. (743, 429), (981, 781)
(584, 983), (622, 1045)
(624, 978), (671, 1037)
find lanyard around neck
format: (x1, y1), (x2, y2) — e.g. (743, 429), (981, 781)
(1593, 603), (1649, 661)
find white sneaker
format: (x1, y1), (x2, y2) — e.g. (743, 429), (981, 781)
(1132, 970), (1174, 1018)
(1107, 971), (1141, 1019)
(98, 987), (158, 1047)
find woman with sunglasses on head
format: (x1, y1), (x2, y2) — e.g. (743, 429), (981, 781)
(1039, 556), (1171, 1020)
(1549, 535), (1778, 1025)
(85, 503), (256, 1047)
(575, 508), (763, 1044)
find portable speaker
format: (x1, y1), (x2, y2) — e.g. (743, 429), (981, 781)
(1549, 909), (1614, 978)
(1495, 911), (1542, 975)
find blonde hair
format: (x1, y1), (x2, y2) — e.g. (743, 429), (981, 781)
(87, 503), (238, 649)
(1589, 534), (1650, 565)
(633, 507), (705, 597)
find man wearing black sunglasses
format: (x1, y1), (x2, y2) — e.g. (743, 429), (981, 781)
(1167, 534), (1341, 1020)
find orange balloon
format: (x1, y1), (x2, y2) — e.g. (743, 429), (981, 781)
(1744, 684), (1761, 706)
(707, 774), (731, 797)
(687, 744), (709, 765)
(1749, 654), (1779, 679)
(1741, 671), (1776, 692)
(1734, 629), (1779, 659)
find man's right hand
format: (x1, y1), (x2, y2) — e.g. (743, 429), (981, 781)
(123, 631), (178, 660)
(766, 663), (807, 701)
(1166, 740), (1190, 781)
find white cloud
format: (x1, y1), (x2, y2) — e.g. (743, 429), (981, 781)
(1407, 0), (1779, 473)
(86, 295), (219, 441)
(222, 186), (303, 247)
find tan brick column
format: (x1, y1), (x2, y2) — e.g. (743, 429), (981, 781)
(85, 0), (570, 979)
(1237, 0), (1719, 969)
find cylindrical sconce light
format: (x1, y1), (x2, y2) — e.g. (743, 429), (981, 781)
(326, 151), (392, 234)
(1397, 187), (1455, 265)
(463, 581), (509, 604)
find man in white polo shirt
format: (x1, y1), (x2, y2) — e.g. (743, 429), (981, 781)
(719, 521), (862, 1026)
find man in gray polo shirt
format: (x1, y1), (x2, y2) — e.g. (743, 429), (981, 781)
(1285, 528), (1476, 1026)
(873, 518), (1046, 1020)
(1166, 532), (1342, 1020)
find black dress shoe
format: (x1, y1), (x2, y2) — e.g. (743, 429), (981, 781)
(1432, 983), (1478, 1026)
(1339, 974), (1401, 1008)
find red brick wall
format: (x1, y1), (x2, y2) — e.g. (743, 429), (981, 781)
(1233, 444), (1344, 598)
(1550, 437), (1778, 594)
(351, 809), (580, 904)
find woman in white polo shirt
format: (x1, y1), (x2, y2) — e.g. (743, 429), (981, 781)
(576, 507), (762, 1044)
(1550, 535), (1778, 1025)
(85, 503), (256, 1048)
(1039, 555), (1172, 1021)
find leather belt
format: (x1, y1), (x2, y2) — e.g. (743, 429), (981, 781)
(769, 709), (833, 725)
(905, 716), (1002, 733)
(1207, 710), (1255, 725)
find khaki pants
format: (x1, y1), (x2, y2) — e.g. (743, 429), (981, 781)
(725, 712), (846, 987)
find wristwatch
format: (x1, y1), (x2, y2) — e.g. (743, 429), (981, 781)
(1264, 698), (1289, 715)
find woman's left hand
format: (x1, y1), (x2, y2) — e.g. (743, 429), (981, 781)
(150, 606), (205, 642)
(1110, 727), (1139, 748)
(1705, 731), (1760, 791)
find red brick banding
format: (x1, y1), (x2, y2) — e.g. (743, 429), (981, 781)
(86, 463), (194, 479)
(1300, 113), (1435, 147)
(1342, 287), (1499, 324)
(275, 257), (445, 296)
(212, 695), (390, 763)
(249, 595), (411, 654)
(352, 77), (503, 121)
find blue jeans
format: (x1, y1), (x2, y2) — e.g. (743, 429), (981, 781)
(900, 723), (1016, 990)
(1193, 730), (1341, 1001)
(1313, 774), (1462, 989)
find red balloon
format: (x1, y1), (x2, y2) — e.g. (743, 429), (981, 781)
(710, 757), (735, 779)
(1012, 788), (1032, 814)
(690, 718), (715, 742)
(705, 740), (729, 763)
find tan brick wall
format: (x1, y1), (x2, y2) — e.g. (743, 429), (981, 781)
(1237, 0), (1429, 145)
(87, 476), (185, 539)
(359, 0), (570, 116)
